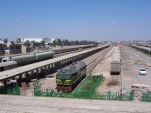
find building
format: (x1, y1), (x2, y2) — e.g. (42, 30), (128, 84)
(42, 38), (51, 44)
(42, 38), (55, 44)
(21, 38), (43, 43)
(0, 39), (4, 44)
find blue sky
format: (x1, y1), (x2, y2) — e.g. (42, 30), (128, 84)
(0, 0), (151, 41)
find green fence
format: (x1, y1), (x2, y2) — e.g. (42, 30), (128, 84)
(33, 73), (133, 101)
(142, 92), (151, 102)
(0, 87), (133, 101)
(34, 88), (133, 101)
(92, 91), (133, 101)
(7, 87), (21, 95)
(0, 74), (133, 101)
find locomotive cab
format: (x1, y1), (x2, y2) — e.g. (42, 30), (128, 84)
(1, 57), (10, 62)
(56, 61), (86, 92)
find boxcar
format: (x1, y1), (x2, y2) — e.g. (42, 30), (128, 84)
(110, 47), (121, 75)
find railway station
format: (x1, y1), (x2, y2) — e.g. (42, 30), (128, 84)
(1, 43), (151, 113)
(0, 45), (109, 89)
(1, 1), (151, 112)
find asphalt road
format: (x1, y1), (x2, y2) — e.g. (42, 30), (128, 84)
(121, 45), (151, 92)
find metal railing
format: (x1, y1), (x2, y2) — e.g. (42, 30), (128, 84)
(0, 86), (134, 101)
(142, 92), (151, 102)
(33, 88), (133, 101)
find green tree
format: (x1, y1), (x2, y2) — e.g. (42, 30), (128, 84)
(53, 40), (57, 47)
(64, 39), (70, 46)
(57, 38), (62, 46)
(24, 40), (31, 47)
(76, 40), (79, 45)
(16, 38), (21, 43)
(53, 38), (62, 46)
(10, 41), (15, 45)
(41, 41), (45, 47)
(35, 42), (41, 47)
(4, 38), (8, 44)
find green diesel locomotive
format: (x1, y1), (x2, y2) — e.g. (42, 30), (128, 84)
(56, 61), (86, 92)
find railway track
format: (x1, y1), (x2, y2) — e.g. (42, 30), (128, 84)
(27, 46), (112, 90)
(86, 46), (115, 74)
(51, 46), (114, 76)
(54, 47), (93, 58)
(45, 46), (112, 77)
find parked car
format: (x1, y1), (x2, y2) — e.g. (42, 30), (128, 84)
(139, 68), (147, 75)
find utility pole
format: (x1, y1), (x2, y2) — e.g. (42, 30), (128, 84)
(150, 41), (151, 56)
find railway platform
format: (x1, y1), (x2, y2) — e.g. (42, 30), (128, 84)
(0, 45), (109, 88)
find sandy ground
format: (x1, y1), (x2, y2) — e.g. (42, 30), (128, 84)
(121, 46), (151, 92)
(91, 46), (121, 93)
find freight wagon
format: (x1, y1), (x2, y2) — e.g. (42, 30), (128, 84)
(110, 47), (121, 75)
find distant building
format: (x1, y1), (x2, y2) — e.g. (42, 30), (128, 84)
(42, 38), (55, 44)
(21, 38), (43, 43)
(16, 38), (55, 45)
(42, 38), (51, 44)
(0, 39), (4, 44)
(51, 38), (55, 43)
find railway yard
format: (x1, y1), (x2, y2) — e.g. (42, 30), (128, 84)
(1, 0), (151, 112)
(35, 45), (112, 90)
(1, 44), (151, 113)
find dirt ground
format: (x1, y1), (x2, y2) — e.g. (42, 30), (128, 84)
(91, 46), (121, 93)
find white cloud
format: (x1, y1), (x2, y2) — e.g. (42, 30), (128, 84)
(15, 18), (20, 21)
(111, 20), (117, 25)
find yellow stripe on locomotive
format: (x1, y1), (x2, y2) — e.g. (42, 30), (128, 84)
(56, 61), (86, 92)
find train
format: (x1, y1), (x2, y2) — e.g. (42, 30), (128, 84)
(110, 47), (121, 75)
(135, 43), (151, 48)
(56, 61), (86, 92)
(0, 46), (90, 72)
(0, 61), (17, 72)
(0, 44), (98, 71)
(130, 45), (151, 55)
(0, 51), (54, 72)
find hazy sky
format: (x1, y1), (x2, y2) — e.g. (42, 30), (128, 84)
(0, 0), (151, 41)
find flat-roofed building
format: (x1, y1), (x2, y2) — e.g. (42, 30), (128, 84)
(21, 38), (43, 43)
(0, 40), (4, 44)
(42, 38), (55, 44)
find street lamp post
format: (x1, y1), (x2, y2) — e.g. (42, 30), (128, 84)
(150, 41), (151, 55)
(149, 41), (151, 56)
